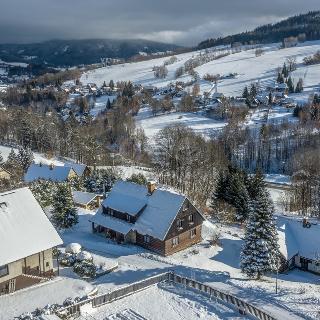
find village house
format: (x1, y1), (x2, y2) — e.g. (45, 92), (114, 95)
(0, 166), (11, 180)
(61, 161), (91, 178)
(24, 163), (78, 183)
(72, 190), (101, 210)
(0, 188), (62, 295)
(278, 216), (320, 275)
(89, 181), (205, 256)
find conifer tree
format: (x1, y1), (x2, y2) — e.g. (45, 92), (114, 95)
(17, 146), (34, 171)
(109, 80), (115, 90)
(282, 63), (289, 78)
(213, 167), (250, 223)
(295, 78), (304, 93)
(240, 185), (280, 279)
(276, 72), (284, 83)
(52, 184), (78, 228)
(268, 92), (273, 105)
(286, 76), (295, 93)
(249, 84), (257, 99)
(106, 99), (111, 110)
(242, 86), (249, 99)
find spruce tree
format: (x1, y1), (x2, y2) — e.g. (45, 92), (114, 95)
(106, 99), (111, 110)
(282, 63), (289, 78)
(268, 92), (273, 105)
(240, 186), (280, 279)
(295, 78), (304, 93)
(276, 72), (284, 84)
(17, 146), (34, 171)
(286, 76), (294, 93)
(249, 84), (257, 99)
(52, 184), (78, 228)
(213, 167), (250, 223)
(242, 86), (249, 99)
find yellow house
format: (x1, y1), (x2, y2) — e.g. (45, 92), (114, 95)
(0, 167), (11, 180)
(0, 188), (63, 295)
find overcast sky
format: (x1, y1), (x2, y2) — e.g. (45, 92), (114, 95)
(0, 0), (318, 45)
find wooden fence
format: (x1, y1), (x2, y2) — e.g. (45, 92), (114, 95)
(56, 271), (276, 320)
(171, 273), (276, 320)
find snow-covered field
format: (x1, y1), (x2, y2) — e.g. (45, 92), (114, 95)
(81, 41), (320, 98)
(135, 107), (227, 141)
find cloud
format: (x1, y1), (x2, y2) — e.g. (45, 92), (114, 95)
(0, 0), (318, 45)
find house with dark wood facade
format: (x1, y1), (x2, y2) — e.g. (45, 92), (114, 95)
(89, 181), (205, 256)
(0, 188), (62, 295)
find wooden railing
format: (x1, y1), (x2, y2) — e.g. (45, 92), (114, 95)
(55, 272), (276, 320)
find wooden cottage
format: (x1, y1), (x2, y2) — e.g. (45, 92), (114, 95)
(90, 181), (205, 256)
(24, 163), (78, 183)
(0, 188), (62, 295)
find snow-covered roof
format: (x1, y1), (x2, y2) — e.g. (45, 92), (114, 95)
(62, 161), (89, 176)
(0, 187), (62, 266)
(90, 209), (132, 235)
(91, 180), (186, 240)
(103, 191), (147, 216)
(24, 163), (76, 182)
(72, 191), (98, 206)
(277, 216), (320, 260)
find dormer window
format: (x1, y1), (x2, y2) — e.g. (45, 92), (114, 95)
(177, 219), (183, 229)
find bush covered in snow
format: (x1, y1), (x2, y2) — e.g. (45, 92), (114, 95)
(73, 260), (96, 278)
(59, 252), (77, 267)
(65, 242), (82, 254)
(76, 250), (93, 262)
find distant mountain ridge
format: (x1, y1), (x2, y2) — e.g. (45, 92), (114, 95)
(0, 39), (180, 67)
(198, 11), (320, 49)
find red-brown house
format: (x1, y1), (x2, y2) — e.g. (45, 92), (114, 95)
(90, 181), (205, 256)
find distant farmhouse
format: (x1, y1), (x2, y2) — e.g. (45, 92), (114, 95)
(24, 162), (91, 183)
(0, 188), (62, 295)
(90, 181), (205, 256)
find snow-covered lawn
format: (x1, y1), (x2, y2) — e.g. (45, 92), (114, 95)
(84, 283), (251, 320)
(82, 40), (320, 98)
(61, 210), (320, 319)
(135, 107), (227, 141)
(1, 208), (318, 319)
(0, 277), (93, 320)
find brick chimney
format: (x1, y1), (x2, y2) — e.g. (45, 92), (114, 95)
(147, 181), (156, 194)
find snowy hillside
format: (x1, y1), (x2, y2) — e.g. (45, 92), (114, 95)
(82, 40), (320, 97)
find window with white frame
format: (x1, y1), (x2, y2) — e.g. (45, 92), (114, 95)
(188, 214), (194, 223)
(0, 265), (8, 277)
(172, 236), (179, 247)
(176, 219), (183, 229)
(190, 228), (196, 238)
(144, 235), (150, 243)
